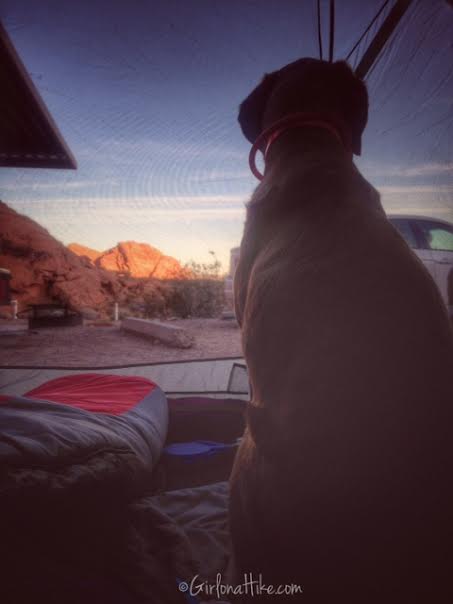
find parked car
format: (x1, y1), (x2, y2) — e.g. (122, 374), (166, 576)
(225, 216), (453, 320)
(388, 215), (453, 319)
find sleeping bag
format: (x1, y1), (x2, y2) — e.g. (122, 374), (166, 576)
(0, 374), (196, 604)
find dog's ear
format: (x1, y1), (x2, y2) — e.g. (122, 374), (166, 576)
(333, 61), (368, 156)
(238, 72), (280, 144)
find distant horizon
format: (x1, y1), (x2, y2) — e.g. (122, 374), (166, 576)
(4, 182), (453, 274)
(66, 238), (230, 276)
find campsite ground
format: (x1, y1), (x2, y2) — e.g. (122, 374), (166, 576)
(0, 318), (242, 367)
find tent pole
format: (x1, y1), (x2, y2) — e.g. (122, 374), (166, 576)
(355, 0), (413, 80)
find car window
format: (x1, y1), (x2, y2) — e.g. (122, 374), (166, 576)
(389, 219), (418, 249)
(416, 221), (453, 252)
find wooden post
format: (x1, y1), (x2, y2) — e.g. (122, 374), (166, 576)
(11, 299), (18, 320)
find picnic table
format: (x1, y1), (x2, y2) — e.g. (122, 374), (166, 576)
(28, 303), (82, 328)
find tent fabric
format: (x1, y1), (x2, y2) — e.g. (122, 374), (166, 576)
(0, 22), (76, 169)
(24, 373), (159, 415)
(0, 357), (249, 398)
(167, 396), (246, 444)
(227, 363), (249, 394)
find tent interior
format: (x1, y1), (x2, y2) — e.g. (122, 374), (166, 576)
(1, 1), (453, 602)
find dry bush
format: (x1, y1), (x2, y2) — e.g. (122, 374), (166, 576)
(165, 279), (225, 318)
(142, 252), (226, 319)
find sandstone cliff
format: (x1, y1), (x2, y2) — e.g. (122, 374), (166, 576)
(67, 243), (101, 264)
(0, 201), (190, 318)
(94, 241), (190, 279)
(0, 201), (122, 316)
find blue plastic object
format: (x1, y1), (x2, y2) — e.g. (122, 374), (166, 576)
(164, 440), (234, 463)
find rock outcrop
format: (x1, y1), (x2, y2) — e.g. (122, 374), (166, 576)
(0, 201), (190, 318)
(0, 201), (121, 316)
(67, 243), (101, 264)
(94, 241), (190, 279)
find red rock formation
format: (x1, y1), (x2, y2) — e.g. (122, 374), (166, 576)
(95, 241), (191, 279)
(0, 201), (193, 319)
(67, 243), (101, 264)
(0, 201), (118, 315)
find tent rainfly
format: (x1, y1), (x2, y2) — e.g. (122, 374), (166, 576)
(0, 21), (76, 170)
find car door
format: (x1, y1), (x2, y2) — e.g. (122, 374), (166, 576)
(413, 219), (453, 316)
(389, 217), (438, 281)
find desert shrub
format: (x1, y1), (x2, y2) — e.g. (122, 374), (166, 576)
(166, 282), (192, 318)
(184, 251), (223, 279)
(149, 251), (225, 318)
(143, 283), (167, 318)
(164, 279), (225, 318)
(140, 252), (226, 319)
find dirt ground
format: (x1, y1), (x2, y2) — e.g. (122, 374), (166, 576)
(0, 318), (242, 367)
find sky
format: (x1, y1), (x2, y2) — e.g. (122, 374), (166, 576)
(1, 0), (452, 273)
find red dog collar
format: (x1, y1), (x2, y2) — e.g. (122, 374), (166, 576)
(248, 112), (351, 181)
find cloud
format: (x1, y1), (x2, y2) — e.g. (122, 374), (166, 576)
(79, 207), (245, 222)
(378, 184), (453, 194)
(383, 207), (453, 216)
(398, 163), (453, 177)
(1, 179), (121, 191)
(362, 161), (453, 179)
(96, 138), (246, 161)
(378, 184), (453, 221)
(188, 169), (251, 183)
(8, 195), (248, 224)
(9, 194), (246, 206)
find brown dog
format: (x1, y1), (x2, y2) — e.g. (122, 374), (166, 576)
(229, 59), (453, 603)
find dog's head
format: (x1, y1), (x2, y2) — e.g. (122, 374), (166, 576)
(238, 58), (368, 155)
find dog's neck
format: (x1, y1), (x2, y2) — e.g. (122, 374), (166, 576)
(247, 125), (382, 218)
(263, 126), (353, 176)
